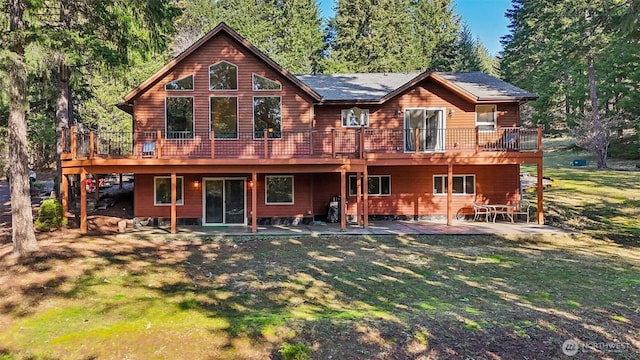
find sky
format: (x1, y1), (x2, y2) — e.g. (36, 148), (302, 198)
(318, 0), (512, 56)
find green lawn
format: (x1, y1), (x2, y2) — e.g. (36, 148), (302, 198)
(0, 232), (638, 359)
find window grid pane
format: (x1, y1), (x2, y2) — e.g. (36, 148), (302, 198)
(209, 62), (238, 90)
(266, 176), (293, 204)
(166, 97), (193, 139)
(254, 97), (282, 138)
(211, 97), (238, 138)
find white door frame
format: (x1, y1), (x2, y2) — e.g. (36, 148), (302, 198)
(202, 177), (247, 226)
(403, 107), (447, 152)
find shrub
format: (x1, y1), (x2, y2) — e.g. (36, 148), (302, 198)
(35, 198), (67, 231)
(278, 342), (311, 360)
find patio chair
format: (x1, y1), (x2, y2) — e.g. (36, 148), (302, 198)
(473, 202), (491, 222)
(513, 199), (531, 223)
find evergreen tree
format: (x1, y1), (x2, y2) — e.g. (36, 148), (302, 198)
(411, 0), (460, 72)
(501, 0), (638, 168)
(328, 0), (416, 73)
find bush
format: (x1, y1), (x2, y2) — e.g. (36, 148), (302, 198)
(35, 199), (67, 231)
(278, 342), (312, 360)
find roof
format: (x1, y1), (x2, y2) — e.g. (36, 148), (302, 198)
(295, 73), (422, 102)
(296, 71), (537, 103)
(434, 72), (538, 101)
(122, 23), (321, 103)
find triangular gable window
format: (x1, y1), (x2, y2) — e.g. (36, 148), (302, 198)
(252, 73), (281, 91)
(165, 74), (194, 90)
(210, 61), (238, 90)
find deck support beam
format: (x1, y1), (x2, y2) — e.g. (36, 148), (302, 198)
(340, 169), (346, 231)
(251, 172), (257, 233)
(363, 165), (368, 228)
(171, 172), (177, 234)
(447, 162), (453, 225)
(80, 170), (87, 234)
(61, 174), (68, 216)
(537, 160), (544, 224)
(356, 172), (362, 226)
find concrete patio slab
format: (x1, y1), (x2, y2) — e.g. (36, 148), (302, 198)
(125, 219), (572, 237)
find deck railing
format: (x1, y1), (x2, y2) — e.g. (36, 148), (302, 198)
(63, 126), (541, 160)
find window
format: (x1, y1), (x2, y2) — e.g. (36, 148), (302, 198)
(342, 107), (369, 127)
(433, 175), (475, 195)
(165, 74), (194, 90)
(476, 105), (496, 131)
(166, 97), (194, 139)
(253, 96), (282, 138)
(154, 176), (184, 205)
(209, 61), (238, 90)
(349, 175), (391, 196)
(252, 73), (281, 91)
(210, 97), (238, 139)
(265, 176), (294, 204)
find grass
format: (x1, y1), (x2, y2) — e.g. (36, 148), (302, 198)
(0, 233), (639, 359)
(522, 135), (640, 243)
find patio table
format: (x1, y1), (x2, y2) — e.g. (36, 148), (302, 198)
(485, 204), (515, 223)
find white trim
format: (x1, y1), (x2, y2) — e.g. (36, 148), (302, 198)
(201, 177), (247, 226)
(164, 74), (194, 91)
(265, 175), (294, 205)
(209, 95), (239, 140)
(403, 107), (446, 153)
(164, 96), (195, 140)
(154, 176), (184, 206)
(208, 60), (238, 91)
(348, 174), (391, 196)
(433, 174), (476, 195)
(252, 95), (283, 140)
(252, 73), (282, 91)
(475, 104), (497, 132)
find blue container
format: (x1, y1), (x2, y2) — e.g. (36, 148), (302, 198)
(570, 159), (587, 166)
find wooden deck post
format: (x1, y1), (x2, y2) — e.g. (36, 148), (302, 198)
(414, 128), (420, 152)
(80, 171), (87, 234)
(251, 172), (257, 233)
(447, 163), (453, 225)
(537, 127), (543, 151)
(263, 129), (269, 159)
(340, 169), (346, 231)
(331, 129), (336, 158)
(356, 172), (362, 226)
(475, 127), (480, 151)
(89, 131), (94, 159)
(211, 130), (215, 159)
(170, 173), (177, 234)
(119, 173), (123, 189)
(363, 166), (369, 228)
(61, 174), (68, 216)
(537, 160), (544, 224)
(70, 126), (76, 160)
(359, 126), (365, 158)
(156, 130), (162, 158)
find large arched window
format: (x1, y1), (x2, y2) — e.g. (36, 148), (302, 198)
(209, 61), (238, 90)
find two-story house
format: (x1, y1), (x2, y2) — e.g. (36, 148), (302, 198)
(60, 23), (543, 234)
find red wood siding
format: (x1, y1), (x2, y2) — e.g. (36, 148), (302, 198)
(133, 33), (314, 139)
(134, 173), (314, 220)
(313, 82), (521, 131)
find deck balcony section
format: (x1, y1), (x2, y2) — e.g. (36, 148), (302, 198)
(62, 126), (542, 160)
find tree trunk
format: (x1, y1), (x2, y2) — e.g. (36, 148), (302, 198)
(8, 0), (38, 256)
(587, 53), (607, 169)
(55, 65), (72, 197)
(55, 0), (73, 197)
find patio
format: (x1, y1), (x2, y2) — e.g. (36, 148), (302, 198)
(121, 218), (570, 237)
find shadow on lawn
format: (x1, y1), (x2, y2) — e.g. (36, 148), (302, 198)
(0, 233), (638, 359)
